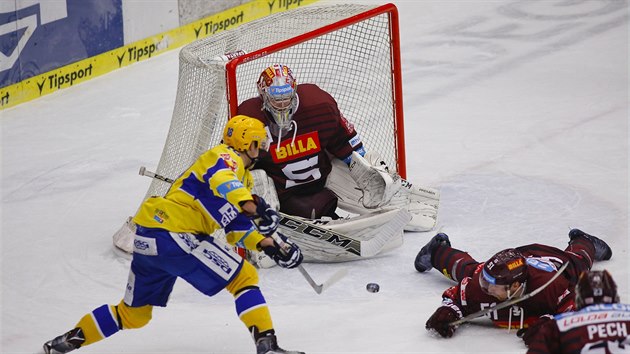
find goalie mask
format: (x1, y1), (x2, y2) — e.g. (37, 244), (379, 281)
(257, 64), (298, 131)
(575, 270), (620, 310)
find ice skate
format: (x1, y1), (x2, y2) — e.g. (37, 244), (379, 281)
(569, 228), (612, 261)
(414, 233), (451, 272)
(43, 328), (85, 354)
(256, 333), (304, 354)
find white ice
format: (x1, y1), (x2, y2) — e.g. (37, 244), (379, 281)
(1, 1), (628, 353)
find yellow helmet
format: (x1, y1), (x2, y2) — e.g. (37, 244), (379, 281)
(222, 115), (269, 152)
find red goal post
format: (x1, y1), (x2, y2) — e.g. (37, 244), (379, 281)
(113, 3), (406, 255)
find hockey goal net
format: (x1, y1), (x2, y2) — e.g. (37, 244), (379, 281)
(113, 3), (405, 253)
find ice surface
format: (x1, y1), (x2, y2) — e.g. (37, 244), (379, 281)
(1, 1), (627, 353)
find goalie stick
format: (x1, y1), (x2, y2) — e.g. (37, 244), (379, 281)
(449, 261), (570, 326)
(138, 166), (403, 258)
(138, 166), (348, 294)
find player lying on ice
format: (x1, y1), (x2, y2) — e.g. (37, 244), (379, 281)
(237, 64), (441, 263)
(519, 269), (630, 354)
(44, 116), (304, 354)
(414, 228), (613, 338)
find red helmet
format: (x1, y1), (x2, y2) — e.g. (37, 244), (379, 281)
(480, 248), (528, 292)
(575, 270), (619, 310)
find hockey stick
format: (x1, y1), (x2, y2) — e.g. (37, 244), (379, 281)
(450, 261), (570, 326)
(273, 211), (406, 258)
(298, 265), (348, 294)
(139, 166), (400, 258)
(139, 167), (348, 294)
(139, 166), (175, 183)
(270, 232), (348, 294)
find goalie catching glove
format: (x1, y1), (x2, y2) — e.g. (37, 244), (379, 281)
(252, 194), (280, 236)
(348, 151), (401, 209)
(261, 232), (303, 269)
(425, 300), (462, 338)
(328, 151), (440, 232)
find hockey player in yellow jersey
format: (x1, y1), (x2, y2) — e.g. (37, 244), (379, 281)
(43, 115), (304, 354)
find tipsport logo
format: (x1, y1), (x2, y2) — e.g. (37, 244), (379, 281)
(267, 0), (306, 12)
(36, 64), (94, 93)
(116, 42), (167, 67)
(194, 11), (244, 38)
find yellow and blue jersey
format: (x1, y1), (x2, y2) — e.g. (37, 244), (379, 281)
(133, 144), (265, 251)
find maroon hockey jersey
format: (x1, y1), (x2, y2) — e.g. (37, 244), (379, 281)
(237, 83), (364, 200)
(526, 303), (630, 354)
(442, 244), (576, 329)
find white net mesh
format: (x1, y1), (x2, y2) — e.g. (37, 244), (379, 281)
(145, 3), (402, 200)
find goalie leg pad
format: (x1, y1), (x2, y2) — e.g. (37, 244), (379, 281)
(325, 158), (367, 214)
(250, 169), (280, 210)
(112, 217), (136, 254)
(389, 179), (440, 232)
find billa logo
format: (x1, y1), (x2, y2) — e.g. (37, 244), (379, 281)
(270, 131), (320, 163)
(507, 259), (524, 270)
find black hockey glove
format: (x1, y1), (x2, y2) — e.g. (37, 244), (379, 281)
(425, 301), (463, 338)
(261, 232), (303, 269)
(517, 314), (554, 346)
(252, 195), (280, 236)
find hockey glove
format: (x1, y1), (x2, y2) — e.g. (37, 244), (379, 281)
(261, 232), (303, 269)
(517, 314), (554, 346)
(425, 301), (463, 338)
(252, 195), (280, 236)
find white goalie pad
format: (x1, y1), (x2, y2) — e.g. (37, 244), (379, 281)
(279, 208), (411, 263)
(326, 152), (440, 232)
(247, 169), (281, 268)
(249, 169), (280, 210)
(112, 216), (136, 255)
(388, 178), (439, 231)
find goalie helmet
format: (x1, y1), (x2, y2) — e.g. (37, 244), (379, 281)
(222, 115), (269, 152)
(480, 248), (527, 290)
(575, 270), (620, 310)
(257, 64), (298, 131)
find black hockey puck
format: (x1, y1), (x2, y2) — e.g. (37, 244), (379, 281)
(366, 283), (380, 293)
